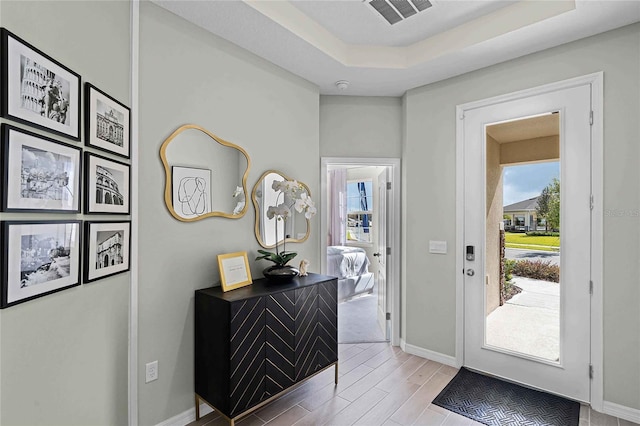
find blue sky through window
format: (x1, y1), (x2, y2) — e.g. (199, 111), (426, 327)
(347, 181), (373, 212)
(503, 161), (559, 206)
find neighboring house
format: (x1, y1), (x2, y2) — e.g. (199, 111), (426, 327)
(503, 196), (546, 232)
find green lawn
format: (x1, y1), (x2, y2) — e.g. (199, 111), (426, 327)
(505, 232), (560, 251)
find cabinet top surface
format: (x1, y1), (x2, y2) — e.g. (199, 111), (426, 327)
(196, 273), (337, 302)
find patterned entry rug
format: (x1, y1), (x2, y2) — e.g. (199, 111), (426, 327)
(432, 368), (580, 426)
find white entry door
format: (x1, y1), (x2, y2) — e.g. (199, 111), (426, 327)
(376, 168), (389, 339)
(463, 84), (592, 401)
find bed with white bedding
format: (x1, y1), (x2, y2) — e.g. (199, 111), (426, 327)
(327, 246), (375, 301)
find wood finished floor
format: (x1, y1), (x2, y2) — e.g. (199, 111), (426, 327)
(189, 342), (636, 426)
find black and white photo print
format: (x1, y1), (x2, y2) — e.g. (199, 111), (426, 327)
(84, 221), (131, 283)
(2, 124), (81, 212)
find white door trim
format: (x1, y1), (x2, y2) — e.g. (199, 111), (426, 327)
(455, 72), (603, 408)
(320, 157), (401, 347)
(129, 1), (140, 425)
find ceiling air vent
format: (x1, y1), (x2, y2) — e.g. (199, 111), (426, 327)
(369, 0), (432, 25)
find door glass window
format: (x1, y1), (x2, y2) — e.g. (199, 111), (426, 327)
(485, 113), (561, 362)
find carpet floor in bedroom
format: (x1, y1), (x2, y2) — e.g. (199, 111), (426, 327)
(338, 291), (386, 343)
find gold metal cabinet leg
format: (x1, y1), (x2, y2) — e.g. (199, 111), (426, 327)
(229, 418), (234, 426)
(335, 362), (339, 385)
(195, 394), (200, 420)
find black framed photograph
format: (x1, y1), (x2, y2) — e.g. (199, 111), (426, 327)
(85, 152), (130, 214)
(2, 124), (81, 212)
(1, 220), (81, 309)
(84, 221), (131, 283)
(85, 83), (131, 158)
(1, 28), (81, 141)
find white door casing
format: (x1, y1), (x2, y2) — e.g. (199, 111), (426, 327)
(320, 157), (401, 346)
(377, 168), (389, 339)
(463, 84), (592, 401)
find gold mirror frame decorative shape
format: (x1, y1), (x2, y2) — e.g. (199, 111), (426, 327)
(160, 124), (251, 222)
(252, 170), (311, 249)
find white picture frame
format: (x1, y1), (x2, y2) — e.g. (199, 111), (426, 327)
(171, 166), (212, 220)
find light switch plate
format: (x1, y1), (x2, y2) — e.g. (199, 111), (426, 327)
(429, 240), (447, 254)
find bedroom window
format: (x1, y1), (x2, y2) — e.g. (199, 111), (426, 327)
(346, 179), (373, 244)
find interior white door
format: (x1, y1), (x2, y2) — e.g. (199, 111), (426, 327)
(376, 168), (389, 339)
(463, 84), (592, 401)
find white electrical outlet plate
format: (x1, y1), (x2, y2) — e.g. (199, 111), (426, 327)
(146, 360), (158, 383)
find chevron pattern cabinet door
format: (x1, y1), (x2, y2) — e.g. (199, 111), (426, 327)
(294, 285), (319, 381)
(317, 280), (338, 367)
(229, 297), (266, 417)
(265, 290), (296, 397)
(195, 275), (338, 421)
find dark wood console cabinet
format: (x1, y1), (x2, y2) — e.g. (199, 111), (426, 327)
(195, 273), (338, 424)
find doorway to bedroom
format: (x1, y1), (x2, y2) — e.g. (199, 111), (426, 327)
(320, 158), (401, 346)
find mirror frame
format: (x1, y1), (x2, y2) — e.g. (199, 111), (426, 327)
(252, 169), (311, 249)
(160, 124), (251, 222)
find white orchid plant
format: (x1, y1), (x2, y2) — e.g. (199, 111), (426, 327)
(232, 186), (245, 215)
(256, 179), (316, 267)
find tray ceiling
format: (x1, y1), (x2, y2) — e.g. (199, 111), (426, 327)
(153, 0), (640, 96)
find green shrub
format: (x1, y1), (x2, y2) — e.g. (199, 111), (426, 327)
(503, 259), (516, 283)
(512, 260), (559, 283)
(525, 231), (560, 237)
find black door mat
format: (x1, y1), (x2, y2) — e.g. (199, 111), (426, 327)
(432, 367), (580, 426)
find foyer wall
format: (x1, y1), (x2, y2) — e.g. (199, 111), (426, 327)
(320, 96), (402, 159)
(0, 1), (131, 425)
(137, 3), (319, 424)
(403, 23), (640, 409)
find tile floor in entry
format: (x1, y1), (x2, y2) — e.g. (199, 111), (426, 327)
(189, 342), (636, 426)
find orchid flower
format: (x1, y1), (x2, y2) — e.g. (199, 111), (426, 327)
(257, 179), (316, 266)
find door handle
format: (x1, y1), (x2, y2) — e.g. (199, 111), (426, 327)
(466, 269), (475, 276)
(373, 252), (381, 257)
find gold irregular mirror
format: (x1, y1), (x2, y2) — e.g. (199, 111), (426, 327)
(252, 170), (311, 249)
(160, 124), (251, 222)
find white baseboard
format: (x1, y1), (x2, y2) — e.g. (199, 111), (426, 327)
(155, 403), (214, 426)
(602, 401), (640, 424)
(400, 339), (457, 367)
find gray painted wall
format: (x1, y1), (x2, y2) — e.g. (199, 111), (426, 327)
(0, 1), (131, 424)
(320, 96), (402, 158)
(403, 23), (640, 409)
(137, 3), (319, 424)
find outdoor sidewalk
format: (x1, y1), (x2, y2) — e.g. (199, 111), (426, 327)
(486, 276), (560, 361)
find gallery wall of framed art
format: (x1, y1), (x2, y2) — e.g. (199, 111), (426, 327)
(0, 26), (134, 308)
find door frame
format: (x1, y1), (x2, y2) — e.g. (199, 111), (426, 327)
(320, 157), (401, 346)
(455, 73), (603, 409)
